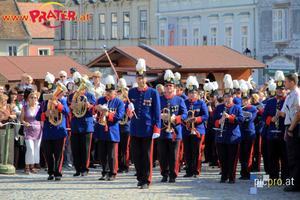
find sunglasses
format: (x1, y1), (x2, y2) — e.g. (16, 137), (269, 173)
(30, 97), (37, 99)
(93, 76), (100, 78)
(12, 93), (18, 95)
(165, 85), (173, 87)
(60, 76), (66, 78)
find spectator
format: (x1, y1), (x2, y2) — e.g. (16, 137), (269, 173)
(18, 73), (28, 88)
(58, 71), (73, 86)
(38, 87), (49, 105)
(69, 68), (77, 80)
(20, 91), (42, 174)
(23, 75), (34, 89)
(0, 94), (17, 165)
(156, 84), (164, 96)
(258, 91), (265, 102)
(0, 85), (4, 95)
(91, 71), (105, 99)
(4, 84), (10, 94)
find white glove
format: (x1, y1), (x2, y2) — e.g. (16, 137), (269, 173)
(102, 104), (108, 111)
(128, 103), (135, 111)
(152, 133), (160, 139)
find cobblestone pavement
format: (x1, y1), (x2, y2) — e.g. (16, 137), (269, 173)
(0, 162), (299, 200)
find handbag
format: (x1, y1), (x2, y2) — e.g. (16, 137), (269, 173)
(18, 125), (24, 136)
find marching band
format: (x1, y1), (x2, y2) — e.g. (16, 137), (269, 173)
(2, 57), (300, 192)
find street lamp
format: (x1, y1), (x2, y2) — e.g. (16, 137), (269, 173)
(243, 48), (251, 57)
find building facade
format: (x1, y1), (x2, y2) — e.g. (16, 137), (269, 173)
(53, 0), (157, 71)
(258, 0), (300, 82)
(156, 0), (260, 83)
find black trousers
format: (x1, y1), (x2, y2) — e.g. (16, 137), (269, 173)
(98, 140), (118, 178)
(118, 132), (130, 171)
(261, 135), (270, 174)
(153, 139), (158, 163)
(89, 137), (98, 166)
(71, 132), (92, 173)
(183, 135), (203, 176)
(42, 137), (66, 177)
(267, 139), (289, 182)
(286, 125), (300, 186)
(130, 136), (153, 185)
(205, 127), (218, 164)
(217, 142), (240, 181)
(252, 131), (261, 171)
(157, 138), (180, 179)
(239, 139), (255, 178)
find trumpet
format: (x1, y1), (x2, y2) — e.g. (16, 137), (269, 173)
(48, 82), (68, 126)
(98, 100), (109, 126)
(162, 103), (173, 133)
(72, 78), (93, 118)
(186, 110), (197, 135)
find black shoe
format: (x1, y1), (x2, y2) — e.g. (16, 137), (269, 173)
(47, 175), (54, 180)
(99, 174), (108, 180)
(284, 185), (300, 192)
(108, 176), (115, 181)
(161, 176), (168, 182)
(134, 172), (137, 176)
(140, 183), (149, 189)
(73, 172), (81, 177)
(169, 178), (176, 183)
(183, 174), (193, 178)
(118, 169), (127, 173)
(153, 160), (159, 168)
(202, 160), (209, 163)
(183, 166), (187, 170)
(89, 164), (97, 169)
(194, 175), (200, 178)
(219, 180), (227, 183)
(228, 180), (235, 184)
(137, 180), (143, 187)
(55, 176), (61, 181)
(81, 170), (89, 176)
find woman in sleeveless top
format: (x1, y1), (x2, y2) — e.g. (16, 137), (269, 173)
(20, 91), (41, 174)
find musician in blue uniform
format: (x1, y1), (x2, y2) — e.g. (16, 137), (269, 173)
(68, 72), (96, 177)
(213, 75), (244, 183)
(36, 76), (70, 181)
(174, 72), (188, 101)
(262, 70), (289, 184)
(157, 70), (188, 183)
(116, 78), (131, 173)
(182, 76), (208, 178)
(91, 75), (124, 181)
(239, 83), (257, 180)
(127, 59), (161, 189)
(233, 80), (242, 106)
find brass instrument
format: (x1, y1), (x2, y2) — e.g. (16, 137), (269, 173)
(186, 110), (197, 135)
(162, 103), (173, 133)
(271, 99), (281, 138)
(72, 78), (93, 118)
(48, 82), (68, 126)
(98, 100), (109, 126)
(119, 87), (129, 125)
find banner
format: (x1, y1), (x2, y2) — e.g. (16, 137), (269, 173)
(168, 17), (177, 46)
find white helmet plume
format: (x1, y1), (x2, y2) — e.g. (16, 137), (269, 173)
(174, 72), (181, 81)
(240, 83), (248, 93)
(274, 70), (285, 81)
(105, 75), (115, 85)
(164, 70), (175, 81)
(45, 72), (55, 84)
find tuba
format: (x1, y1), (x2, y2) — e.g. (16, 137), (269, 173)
(161, 103), (173, 133)
(119, 87), (129, 125)
(48, 82), (68, 126)
(186, 110), (197, 135)
(72, 78), (93, 118)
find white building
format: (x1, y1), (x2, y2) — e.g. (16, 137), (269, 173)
(53, 0), (157, 74)
(156, 0), (260, 83)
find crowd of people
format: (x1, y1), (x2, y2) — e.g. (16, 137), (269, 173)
(0, 60), (299, 192)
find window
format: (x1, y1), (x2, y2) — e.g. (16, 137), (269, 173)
(241, 26), (249, 52)
(38, 49), (49, 56)
(193, 28), (199, 46)
(88, 14), (93, 40)
(8, 45), (17, 56)
(123, 12), (130, 39)
(160, 29), (165, 46)
(182, 28), (188, 46)
(210, 27), (217, 45)
(72, 21), (77, 40)
(111, 13), (117, 39)
(273, 9), (288, 42)
(225, 26), (232, 48)
(203, 36), (207, 46)
(61, 21), (65, 40)
(140, 10), (147, 38)
(99, 14), (105, 39)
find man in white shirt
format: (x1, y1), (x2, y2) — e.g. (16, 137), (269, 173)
(58, 71), (73, 86)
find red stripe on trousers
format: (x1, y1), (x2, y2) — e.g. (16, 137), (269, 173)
(148, 139), (154, 186)
(114, 143), (119, 178)
(197, 135), (205, 175)
(86, 132), (93, 168)
(174, 141), (181, 179)
(232, 143), (240, 181)
(247, 139), (255, 173)
(126, 135), (130, 170)
(58, 137), (67, 173)
(258, 136), (262, 170)
(179, 140), (184, 167)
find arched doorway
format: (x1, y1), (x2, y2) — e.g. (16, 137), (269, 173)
(206, 73), (216, 82)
